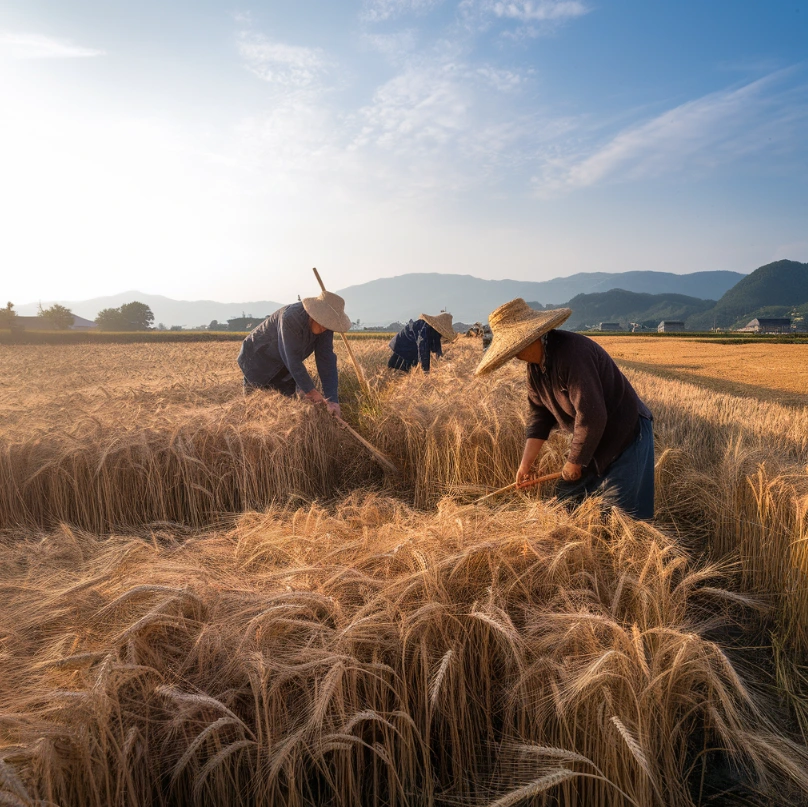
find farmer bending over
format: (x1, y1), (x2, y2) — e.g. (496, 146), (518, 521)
(475, 299), (654, 520)
(237, 291), (352, 417)
(388, 312), (457, 373)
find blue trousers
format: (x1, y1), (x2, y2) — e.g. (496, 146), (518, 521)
(555, 415), (655, 520)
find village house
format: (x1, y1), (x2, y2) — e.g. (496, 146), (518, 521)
(738, 317), (791, 334)
(10, 315), (99, 332)
(658, 320), (685, 332)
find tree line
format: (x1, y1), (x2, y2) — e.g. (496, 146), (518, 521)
(1, 301), (156, 331)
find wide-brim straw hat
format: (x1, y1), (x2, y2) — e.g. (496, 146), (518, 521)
(474, 299), (572, 376)
(419, 312), (457, 342)
(302, 290), (352, 333)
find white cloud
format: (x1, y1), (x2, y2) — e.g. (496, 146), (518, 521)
(237, 32), (330, 89)
(355, 63), (470, 153)
(361, 0), (445, 23)
(0, 32), (105, 59)
(475, 64), (529, 92)
(535, 71), (808, 194)
(490, 0), (588, 22)
(350, 53), (559, 194)
(459, 0), (589, 37)
(363, 29), (419, 62)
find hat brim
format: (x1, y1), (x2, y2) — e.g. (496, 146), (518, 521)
(302, 297), (352, 333)
(419, 313), (457, 342)
(474, 308), (571, 376)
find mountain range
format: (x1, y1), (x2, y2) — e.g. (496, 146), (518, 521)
(686, 260), (808, 330)
(15, 263), (807, 330)
(560, 290), (716, 331)
(335, 270), (744, 324)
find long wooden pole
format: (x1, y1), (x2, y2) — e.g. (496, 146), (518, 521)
(473, 471), (562, 505)
(334, 416), (399, 475)
(312, 267), (371, 397)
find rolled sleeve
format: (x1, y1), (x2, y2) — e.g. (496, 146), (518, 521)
(314, 331), (339, 402)
(526, 398), (555, 441)
(277, 308), (315, 394)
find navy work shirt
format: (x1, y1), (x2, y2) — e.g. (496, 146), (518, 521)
(237, 302), (339, 402)
(388, 319), (443, 372)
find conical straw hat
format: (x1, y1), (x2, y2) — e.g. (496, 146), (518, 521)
(474, 299), (571, 376)
(302, 290), (352, 333)
(419, 312), (457, 342)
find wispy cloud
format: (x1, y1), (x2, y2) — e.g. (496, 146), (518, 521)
(476, 64), (530, 92)
(350, 51), (558, 193)
(460, 0), (589, 37)
(361, 0), (445, 23)
(0, 32), (105, 59)
(237, 32), (331, 90)
(363, 29), (419, 62)
(490, 0), (588, 22)
(535, 71), (808, 194)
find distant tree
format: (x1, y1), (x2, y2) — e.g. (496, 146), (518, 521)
(95, 301), (155, 331)
(169, 325), (183, 331)
(0, 302), (16, 329)
(119, 301), (154, 330)
(208, 319), (220, 331)
(157, 322), (167, 331)
(38, 303), (74, 330)
(95, 308), (128, 331)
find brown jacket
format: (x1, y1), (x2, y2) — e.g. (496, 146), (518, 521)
(526, 330), (652, 474)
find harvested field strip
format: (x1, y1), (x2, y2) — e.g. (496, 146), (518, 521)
(595, 336), (808, 406)
(1, 496), (806, 806)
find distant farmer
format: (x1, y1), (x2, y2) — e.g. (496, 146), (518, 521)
(388, 313), (457, 373)
(475, 298), (654, 520)
(237, 291), (352, 417)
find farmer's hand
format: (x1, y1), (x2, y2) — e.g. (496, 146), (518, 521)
(561, 461), (582, 482)
(326, 401), (341, 417)
(516, 438), (545, 485)
(304, 389), (326, 406)
(516, 464), (534, 486)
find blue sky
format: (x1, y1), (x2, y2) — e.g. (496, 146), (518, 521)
(1, 0), (806, 304)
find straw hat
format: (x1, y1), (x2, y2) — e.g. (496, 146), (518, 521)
(474, 299), (571, 376)
(419, 312), (457, 342)
(302, 290), (352, 333)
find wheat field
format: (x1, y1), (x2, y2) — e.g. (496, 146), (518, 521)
(595, 336), (808, 406)
(1, 337), (807, 806)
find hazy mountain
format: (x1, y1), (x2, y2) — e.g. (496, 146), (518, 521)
(559, 289), (715, 330)
(16, 291), (283, 329)
(13, 267), (749, 329)
(686, 260), (808, 330)
(336, 271), (744, 324)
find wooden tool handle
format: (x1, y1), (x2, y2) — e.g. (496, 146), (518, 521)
(313, 267), (326, 292)
(334, 416), (399, 475)
(473, 471), (562, 505)
(311, 267), (371, 396)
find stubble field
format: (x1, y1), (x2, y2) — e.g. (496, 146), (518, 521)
(1, 336), (807, 806)
(595, 336), (808, 407)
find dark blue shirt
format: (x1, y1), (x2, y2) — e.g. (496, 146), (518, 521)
(237, 302), (339, 402)
(389, 319), (443, 371)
